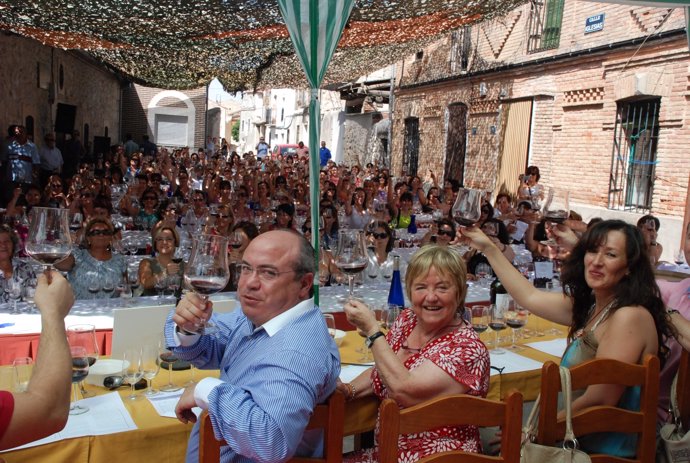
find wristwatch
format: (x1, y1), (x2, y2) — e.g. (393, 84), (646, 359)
(365, 331), (385, 349)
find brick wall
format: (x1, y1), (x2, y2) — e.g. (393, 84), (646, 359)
(0, 33), (120, 153)
(390, 1), (690, 220)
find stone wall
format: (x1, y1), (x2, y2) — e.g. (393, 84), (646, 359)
(0, 32), (121, 154)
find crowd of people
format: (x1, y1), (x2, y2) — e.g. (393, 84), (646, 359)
(1, 128), (689, 462)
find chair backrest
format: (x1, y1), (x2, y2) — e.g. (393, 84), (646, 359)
(537, 354), (660, 463)
(378, 391), (523, 463)
(199, 389), (345, 463)
(676, 348), (690, 431)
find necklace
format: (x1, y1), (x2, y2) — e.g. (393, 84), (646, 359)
(573, 298), (618, 339)
(401, 322), (463, 353)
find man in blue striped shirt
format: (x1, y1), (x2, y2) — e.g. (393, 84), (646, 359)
(166, 230), (340, 463)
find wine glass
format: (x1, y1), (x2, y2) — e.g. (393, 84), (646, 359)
(489, 304), (507, 354)
(471, 305), (489, 335)
(475, 263), (493, 288)
(5, 277), (22, 315)
(451, 188), (483, 227)
(323, 314), (336, 339)
(122, 347), (143, 401)
(23, 278), (37, 313)
(674, 248), (686, 267)
(183, 234), (230, 335)
(141, 344), (160, 396)
(541, 188), (569, 246)
(228, 231), (243, 254)
(70, 346), (90, 415)
(159, 334), (182, 392)
(25, 207), (73, 274)
(67, 324), (99, 398)
(505, 305), (528, 351)
(12, 357), (32, 392)
(334, 230), (369, 299)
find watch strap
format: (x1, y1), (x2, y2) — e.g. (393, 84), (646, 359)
(365, 331), (385, 348)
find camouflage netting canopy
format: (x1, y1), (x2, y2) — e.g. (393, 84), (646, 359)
(0, 0), (527, 90)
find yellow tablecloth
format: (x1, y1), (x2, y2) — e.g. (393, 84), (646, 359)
(0, 316), (566, 462)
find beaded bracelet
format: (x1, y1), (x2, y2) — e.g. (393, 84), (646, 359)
(345, 383), (357, 401)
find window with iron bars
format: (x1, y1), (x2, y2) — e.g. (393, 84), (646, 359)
(527, 0), (565, 53)
(608, 98), (660, 212)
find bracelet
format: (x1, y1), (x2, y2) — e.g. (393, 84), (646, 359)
(668, 309), (681, 316)
(345, 383), (357, 401)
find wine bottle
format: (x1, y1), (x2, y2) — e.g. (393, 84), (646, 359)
(387, 255), (404, 309)
(490, 275), (512, 315)
(407, 214), (417, 234)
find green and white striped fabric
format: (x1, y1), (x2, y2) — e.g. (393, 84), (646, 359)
(277, 0), (355, 303)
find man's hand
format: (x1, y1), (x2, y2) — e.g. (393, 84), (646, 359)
(34, 271), (74, 319)
(172, 292), (213, 333)
(175, 385), (198, 424)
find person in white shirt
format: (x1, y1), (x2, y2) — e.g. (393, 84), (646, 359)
(38, 133), (63, 187)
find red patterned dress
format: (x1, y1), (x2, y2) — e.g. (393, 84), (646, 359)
(344, 308), (490, 463)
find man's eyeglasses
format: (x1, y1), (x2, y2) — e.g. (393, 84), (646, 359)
(438, 229), (454, 238)
(368, 232), (388, 240)
(237, 263), (296, 282)
(87, 229), (113, 237)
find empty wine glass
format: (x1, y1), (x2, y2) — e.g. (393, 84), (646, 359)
(25, 207), (73, 275)
(323, 313), (336, 339)
(23, 279), (37, 313)
(67, 324), (99, 398)
(122, 347), (143, 401)
(334, 230), (369, 299)
(489, 304), (507, 355)
(70, 346), (90, 415)
(141, 344), (160, 396)
(12, 357), (32, 393)
(451, 188), (483, 227)
(475, 263), (493, 288)
(5, 277), (22, 314)
(183, 234), (230, 335)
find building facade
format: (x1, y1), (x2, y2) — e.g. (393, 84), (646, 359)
(390, 2), (690, 254)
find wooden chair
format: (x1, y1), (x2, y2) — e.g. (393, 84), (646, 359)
(676, 348), (690, 431)
(537, 354), (660, 463)
(199, 389), (345, 463)
(378, 391), (523, 463)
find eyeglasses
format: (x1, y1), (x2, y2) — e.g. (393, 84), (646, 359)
(193, 197), (205, 202)
(155, 237), (174, 243)
(50, 183), (62, 188)
(368, 232), (388, 240)
(438, 229), (454, 238)
(143, 197), (157, 201)
(237, 263), (296, 282)
(217, 214), (232, 219)
(87, 229), (112, 237)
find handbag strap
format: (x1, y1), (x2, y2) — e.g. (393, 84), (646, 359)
(522, 393), (541, 442)
(559, 366), (580, 449)
(669, 370), (684, 431)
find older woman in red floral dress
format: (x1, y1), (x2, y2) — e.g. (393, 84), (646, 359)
(339, 245), (490, 462)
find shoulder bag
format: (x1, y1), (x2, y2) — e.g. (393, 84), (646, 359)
(520, 366), (591, 463)
(659, 371), (690, 463)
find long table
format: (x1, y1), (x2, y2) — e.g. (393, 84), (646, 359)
(0, 314), (565, 462)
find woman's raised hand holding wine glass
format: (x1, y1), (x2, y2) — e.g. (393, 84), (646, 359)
(183, 234), (230, 335)
(451, 188), (483, 227)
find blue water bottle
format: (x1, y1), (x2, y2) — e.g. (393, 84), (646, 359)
(387, 255), (404, 309)
(407, 214), (417, 234)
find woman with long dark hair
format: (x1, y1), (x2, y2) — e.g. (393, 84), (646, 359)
(460, 219), (672, 458)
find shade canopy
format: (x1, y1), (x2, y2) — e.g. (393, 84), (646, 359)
(0, 0), (527, 91)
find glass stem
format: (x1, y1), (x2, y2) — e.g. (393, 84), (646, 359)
(72, 382), (80, 404)
(495, 330), (500, 349)
(130, 382), (136, 398)
(348, 275), (354, 297)
(147, 379), (152, 393)
(168, 364), (173, 386)
(512, 328), (517, 347)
